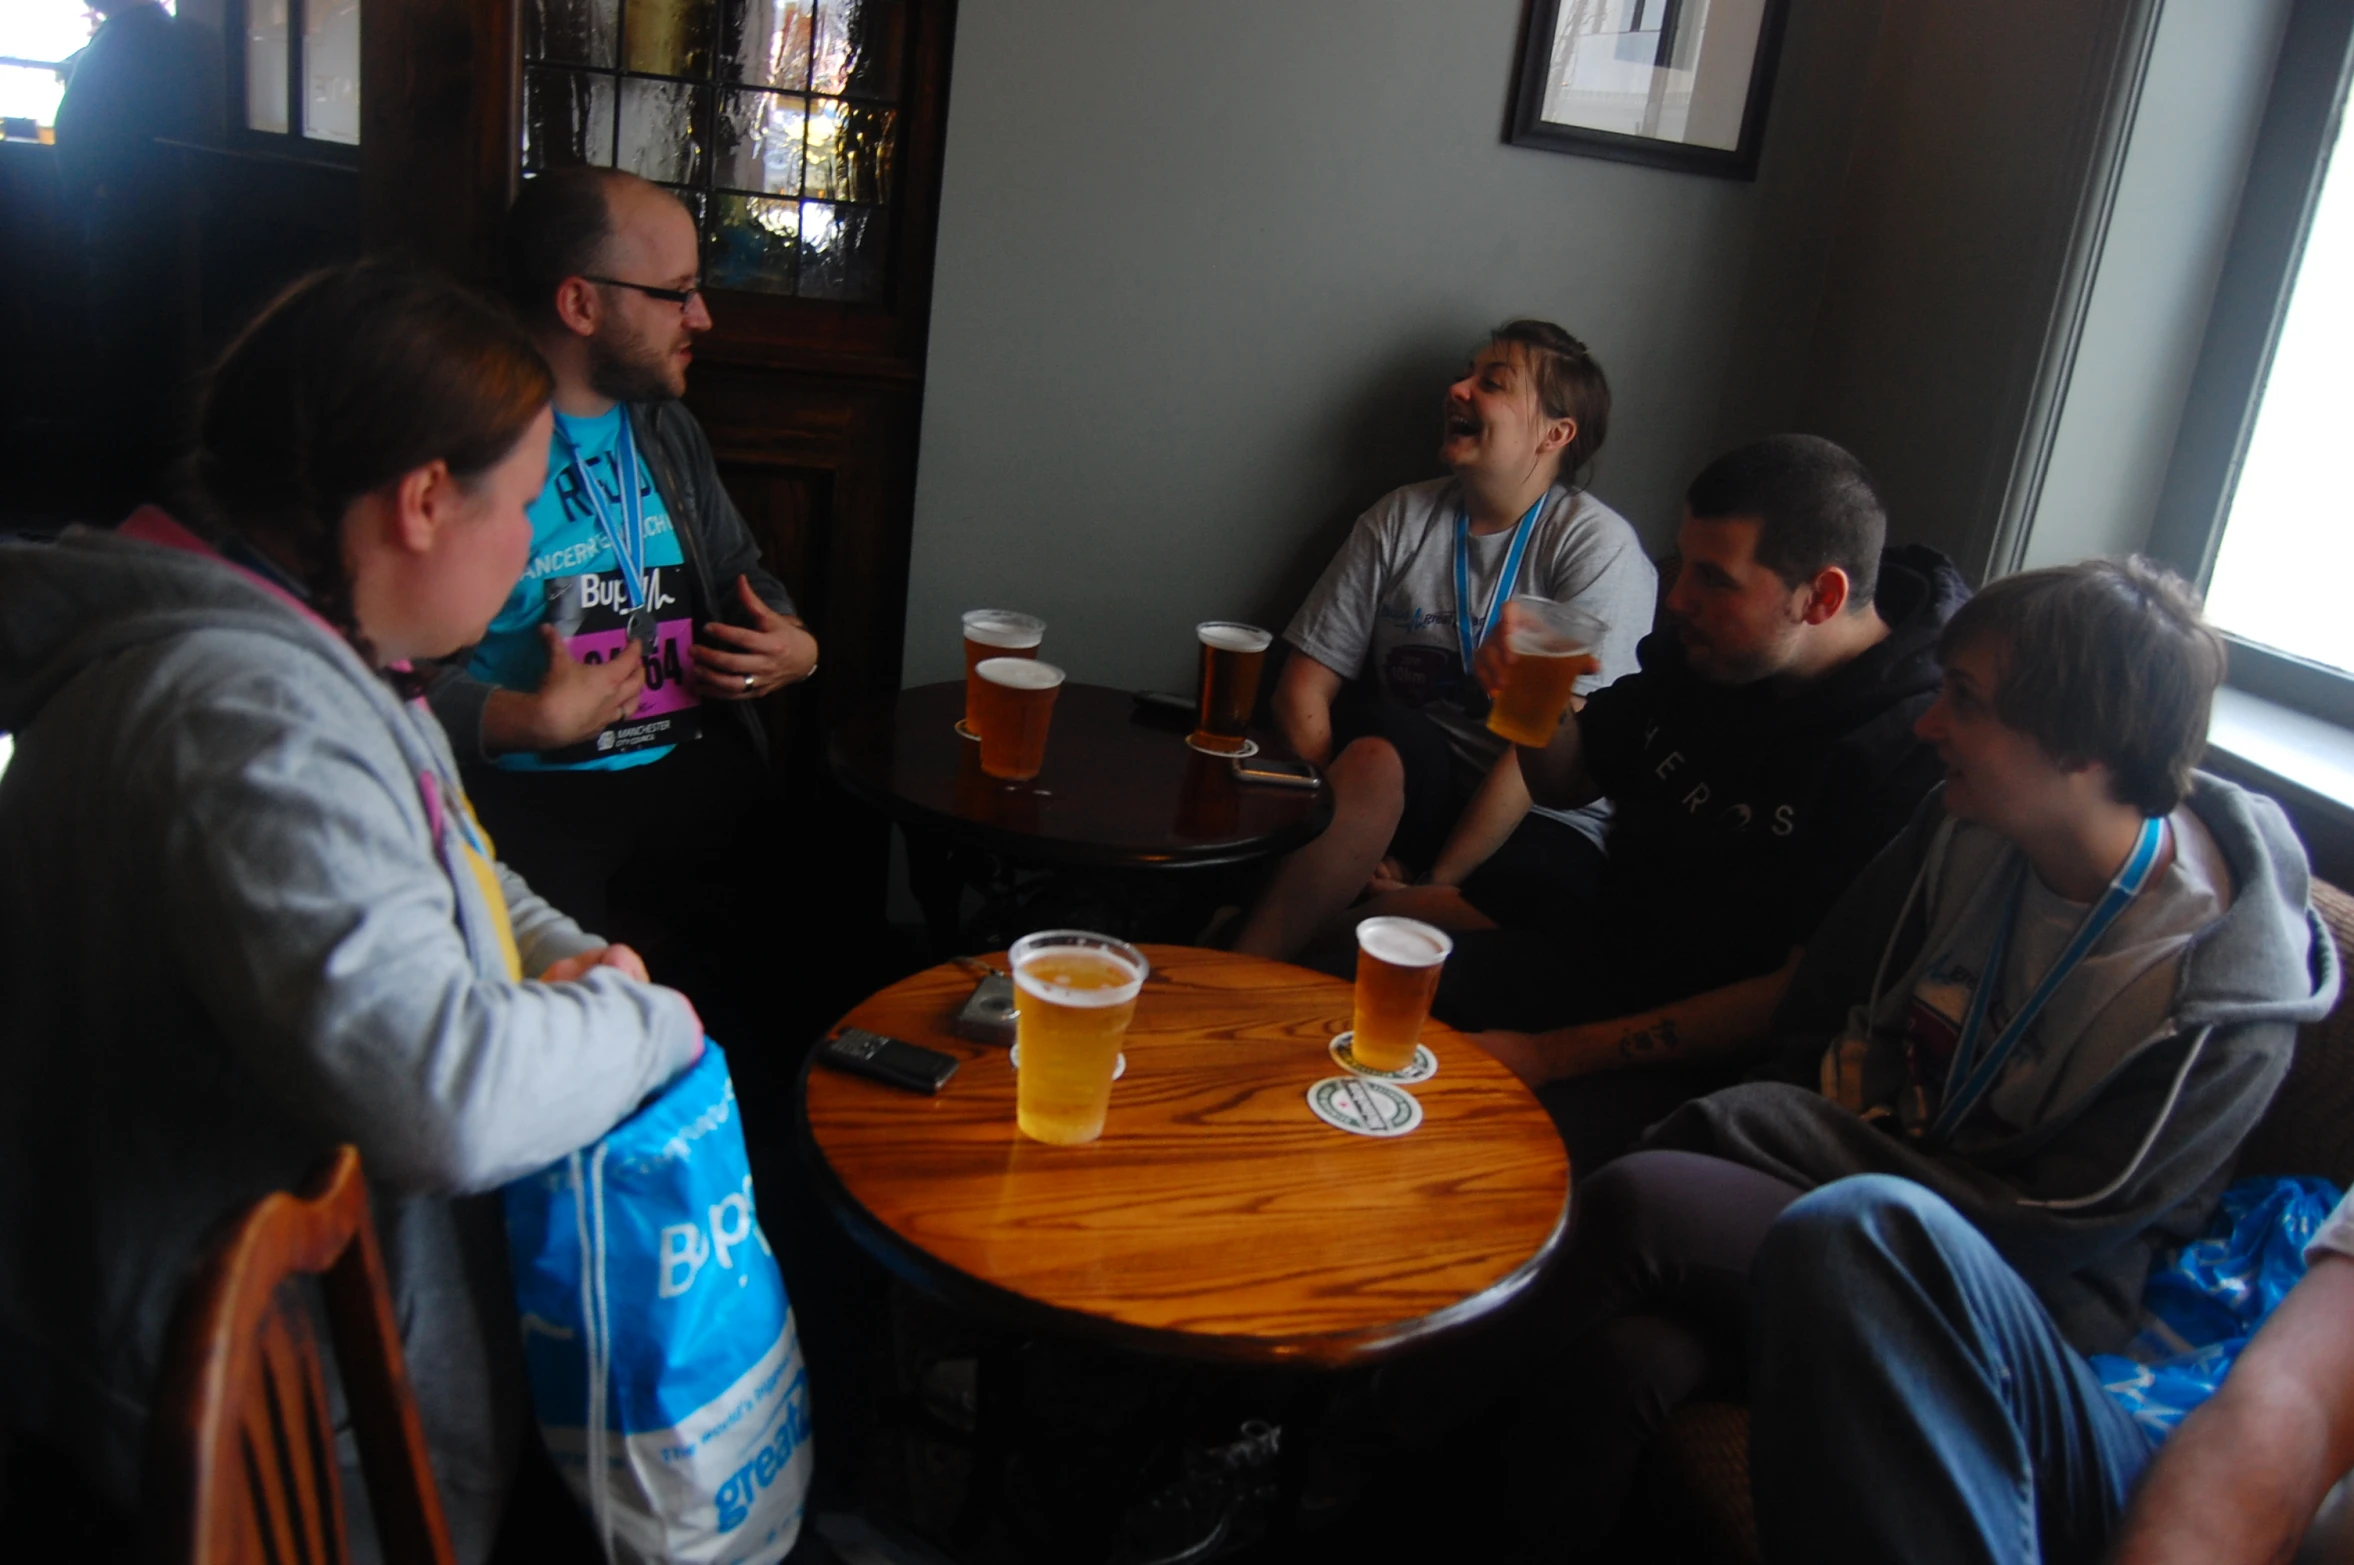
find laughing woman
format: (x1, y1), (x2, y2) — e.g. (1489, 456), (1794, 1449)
(1232, 320), (1654, 961)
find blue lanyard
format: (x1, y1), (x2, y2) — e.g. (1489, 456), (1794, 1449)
(1929, 814), (2169, 1140)
(559, 416), (649, 613)
(1452, 493), (1546, 676)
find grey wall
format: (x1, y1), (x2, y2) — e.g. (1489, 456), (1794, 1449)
(902, 0), (1892, 693)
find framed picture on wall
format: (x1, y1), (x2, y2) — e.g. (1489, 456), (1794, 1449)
(1508, 0), (1792, 179)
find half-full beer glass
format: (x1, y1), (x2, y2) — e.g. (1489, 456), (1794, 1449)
(1486, 597), (1604, 748)
(960, 610), (1045, 738)
(1189, 621), (1272, 755)
(973, 657), (1064, 780)
(1011, 930), (1148, 1144)
(1350, 917), (1453, 1072)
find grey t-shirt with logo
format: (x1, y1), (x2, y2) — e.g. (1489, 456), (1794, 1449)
(1284, 478), (1655, 845)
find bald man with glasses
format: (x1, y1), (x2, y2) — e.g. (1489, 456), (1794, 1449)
(425, 167), (816, 1009)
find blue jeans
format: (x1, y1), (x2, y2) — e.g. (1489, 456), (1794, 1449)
(1750, 1177), (2160, 1565)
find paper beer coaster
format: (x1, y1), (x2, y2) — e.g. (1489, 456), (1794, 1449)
(1327, 1032), (1437, 1084)
(1305, 1076), (1424, 1138)
(1008, 1044), (1127, 1080)
(954, 719), (980, 740)
(1183, 735), (1259, 759)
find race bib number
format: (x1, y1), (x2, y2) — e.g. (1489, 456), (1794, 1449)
(542, 565), (703, 763)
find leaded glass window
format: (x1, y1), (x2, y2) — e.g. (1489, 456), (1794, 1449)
(521, 0), (902, 301)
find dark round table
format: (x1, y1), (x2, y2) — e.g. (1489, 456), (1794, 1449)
(829, 680), (1332, 870)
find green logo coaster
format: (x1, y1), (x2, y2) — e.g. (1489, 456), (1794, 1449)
(1305, 1075), (1424, 1137)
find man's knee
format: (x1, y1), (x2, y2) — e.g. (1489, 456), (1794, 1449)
(1756, 1175), (1976, 1318)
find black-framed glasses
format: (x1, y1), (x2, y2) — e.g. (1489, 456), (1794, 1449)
(583, 275), (704, 306)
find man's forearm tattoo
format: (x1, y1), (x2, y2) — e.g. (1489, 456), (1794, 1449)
(1617, 1017), (1683, 1063)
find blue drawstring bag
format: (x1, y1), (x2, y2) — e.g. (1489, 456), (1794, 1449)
(505, 1043), (814, 1564)
(2090, 1174), (2343, 1436)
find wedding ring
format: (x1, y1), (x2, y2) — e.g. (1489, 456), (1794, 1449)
(742, 673), (754, 692)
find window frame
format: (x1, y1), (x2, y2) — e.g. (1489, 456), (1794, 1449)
(2147, 0), (2354, 717)
(228, 0), (360, 164)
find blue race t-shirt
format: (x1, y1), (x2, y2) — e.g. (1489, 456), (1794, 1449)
(468, 406), (703, 771)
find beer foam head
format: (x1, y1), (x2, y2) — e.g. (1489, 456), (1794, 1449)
(1011, 934), (1147, 1006)
(1355, 916), (1453, 967)
(1196, 622), (1273, 654)
(977, 657), (1065, 690)
(964, 609), (1045, 650)
(1506, 626), (1591, 657)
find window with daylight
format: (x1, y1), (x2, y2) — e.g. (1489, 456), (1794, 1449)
(0, 4), (172, 138)
(241, 0), (361, 145)
(521, 0), (905, 302)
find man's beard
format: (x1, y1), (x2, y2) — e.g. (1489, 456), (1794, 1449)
(586, 321), (683, 404)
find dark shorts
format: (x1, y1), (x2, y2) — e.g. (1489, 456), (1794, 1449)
(1327, 687), (1607, 928)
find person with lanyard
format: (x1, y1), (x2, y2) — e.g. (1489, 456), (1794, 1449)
(1229, 319), (1654, 960)
(1461, 557), (2333, 1559)
(428, 167), (817, 1020)
(0, 262), (708, 1564)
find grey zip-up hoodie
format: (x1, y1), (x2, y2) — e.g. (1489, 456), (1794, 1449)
(1642, 776), (2338, 1352)
(0, 516), (704, 1560)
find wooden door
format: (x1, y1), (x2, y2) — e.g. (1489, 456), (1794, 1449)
(365, 0), (957, 918)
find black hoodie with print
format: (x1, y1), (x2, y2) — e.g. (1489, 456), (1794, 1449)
(1572, 543), (1973, 997)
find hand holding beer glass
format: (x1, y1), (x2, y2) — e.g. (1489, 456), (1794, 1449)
(1189, 621), (1272, 757)
(972, 657), (1065, 780)
(1345, 916), (1452, 1074)
(1480, 596), (1604, 748)
(1010, 930), (1148, 1144)
(960, 609), (1045, 739)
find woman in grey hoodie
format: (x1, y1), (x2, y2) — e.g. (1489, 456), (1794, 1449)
(1499, 558), (2338, 1555)
(0, 264), (706, 1561)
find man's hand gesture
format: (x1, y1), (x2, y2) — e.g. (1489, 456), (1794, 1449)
(691, 575), (820, 701)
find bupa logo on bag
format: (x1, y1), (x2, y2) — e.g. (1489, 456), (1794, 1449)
(506, 1044), (814, 1565)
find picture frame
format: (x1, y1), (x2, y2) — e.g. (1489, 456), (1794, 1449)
(1507, 0), (1792, 180)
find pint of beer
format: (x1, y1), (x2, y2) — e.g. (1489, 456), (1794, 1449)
(961, 610), (1045, 737)
(1190, 621), (1272, 755)
(1011, 930), (1148, 1144)
(1485, 596), (1605, 749)
(1350, 916), (1453, 1072)
(973, 657), (1065, 780)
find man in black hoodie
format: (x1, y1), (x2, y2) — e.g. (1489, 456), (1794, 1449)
(1442, 434), (1970, 1167)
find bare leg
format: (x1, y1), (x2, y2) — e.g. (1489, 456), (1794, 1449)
(1343, 884), (1501, 934)
(1232, 737), (1405, 960)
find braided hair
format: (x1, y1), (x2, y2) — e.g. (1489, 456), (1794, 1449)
(188, 261), (553, 691)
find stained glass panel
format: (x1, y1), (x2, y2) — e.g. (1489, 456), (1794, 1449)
(524, 0), (900, 301)
(720, 0), (813, 90)
(618, 77), (707, 183)
(708, 193), (800, 294)
(527, 0), (619, 71)
(623, 0), (714, 79)
(795, 199), (886, 301)
(523, 67), (616, 170)
(716, 89), (805, 195)
(802, 98), (892, 203)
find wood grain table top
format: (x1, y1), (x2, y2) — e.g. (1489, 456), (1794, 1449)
(826, 682), (1333, 870)
(798, 945), (1571, 1366)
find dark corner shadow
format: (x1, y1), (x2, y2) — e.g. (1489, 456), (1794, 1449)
(1247, 326), (1472, 693)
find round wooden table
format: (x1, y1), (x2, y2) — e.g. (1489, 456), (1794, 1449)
(827, 681), (1333, 870)
(799, 945), (1570, 1367)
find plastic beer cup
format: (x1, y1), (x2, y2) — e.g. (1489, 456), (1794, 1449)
(1350, 917), (1453, 1072)
(1189, 622), (1273, 755)
(1010, 931), (1148, 1145)
(1486, 597), (1605, 748)
(960, 610), (1045, 739)
(973, 657), (1064, 780)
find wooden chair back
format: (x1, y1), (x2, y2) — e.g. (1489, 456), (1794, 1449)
(145, 1145), (456, 1565)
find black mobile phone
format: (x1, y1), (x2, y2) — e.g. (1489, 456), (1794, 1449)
(1232, 755), (1321, 788)
(819, 1028), (960, 1094)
